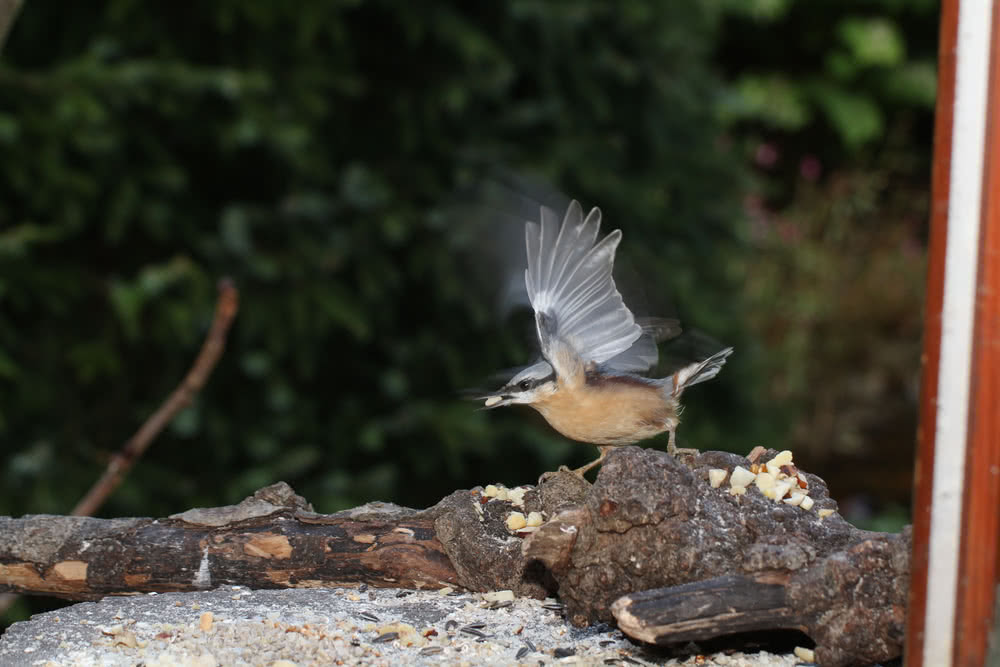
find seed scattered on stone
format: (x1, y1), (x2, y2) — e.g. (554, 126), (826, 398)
(516, 647), (531, 659)
(461, 627), (488, 639)
(543, 603), (566, 612)
(445, 620), (459, 631)
(372, 631), (398, 643)
(420, 646), (443, 655)
(357, 612), (379, 623)
(395, 591), (413, 598)
(358, 583), (368, 592)
(622, 657), (642, 665)
(599, 640), (615, 647)
(522, 638), (537, 651)
(554, 647), (576, 658)
(462, 622), (487, 630)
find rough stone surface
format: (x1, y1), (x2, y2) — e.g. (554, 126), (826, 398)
(0, 587), (806, 666)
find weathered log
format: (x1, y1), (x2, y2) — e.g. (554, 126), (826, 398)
(1, 447), (907, 665)
(0, 483), (466, 599)
(522, 447), (908, 666)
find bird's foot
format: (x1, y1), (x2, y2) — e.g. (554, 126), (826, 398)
(666, 431), (699, 458)
(670, 446), (700, 457)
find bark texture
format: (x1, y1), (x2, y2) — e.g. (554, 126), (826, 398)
(1, 448), (907, 666)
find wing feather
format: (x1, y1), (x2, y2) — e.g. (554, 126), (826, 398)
(524, 201), (643, 370)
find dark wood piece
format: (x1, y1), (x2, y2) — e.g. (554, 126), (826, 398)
(611, 575), (800, 642)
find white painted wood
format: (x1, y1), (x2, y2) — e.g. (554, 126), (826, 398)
(923, 0), (995, 664)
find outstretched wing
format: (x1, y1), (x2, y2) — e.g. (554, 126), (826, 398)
(603, 317), (682, 373)
(524, 201), (643, 373)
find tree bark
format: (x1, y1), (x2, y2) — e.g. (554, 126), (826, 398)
(1, 447), (907, 666)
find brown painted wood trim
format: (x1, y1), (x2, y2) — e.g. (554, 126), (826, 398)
(906, 0), (960, 663)
(954, 2), (1000, 663)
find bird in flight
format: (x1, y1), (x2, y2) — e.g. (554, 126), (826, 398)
(481, 200), (732, 475)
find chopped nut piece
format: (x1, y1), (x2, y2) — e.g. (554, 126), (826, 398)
(755, 472), (776, 492)
(484, 485), (498, 498)
(483, 590), (515, 602)
(800, 496), (815, 511)
(496, 487), (510, 501)
(506, 512), (527, 531)
(708, 469), (728, 488)
(796, 474), (809, 489)
(730, 466), (756, 489)
(747, 445), (767, 464)
(728, 485), (747, 496)
(526, 511), (544, 527)
(199, 612), (213, 632)
(779, 464), (799, 478)
(507, 487), (527, 507)
(794, 646), (816, 662)
(749, 463), (761, 474)
(783, 492), (805, 506)
(766, 450), (794, 468)
(818, 508), (834, 518)
(772, 482), (792, 501)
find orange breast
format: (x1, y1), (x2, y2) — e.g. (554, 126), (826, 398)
(531, 377), (677, 446)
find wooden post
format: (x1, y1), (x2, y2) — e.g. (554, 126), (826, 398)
(908, 0), (1000, 665)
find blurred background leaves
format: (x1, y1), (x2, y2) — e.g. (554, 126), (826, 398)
(1, 0), (935, 622)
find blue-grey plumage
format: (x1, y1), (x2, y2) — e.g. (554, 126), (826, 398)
(482, 200), (732, 475)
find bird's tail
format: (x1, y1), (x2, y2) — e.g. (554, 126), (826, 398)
(664, 347), (733, 398)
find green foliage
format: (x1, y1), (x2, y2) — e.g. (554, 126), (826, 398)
(717, 0), (938, 152)
(0, 1), (744, 525)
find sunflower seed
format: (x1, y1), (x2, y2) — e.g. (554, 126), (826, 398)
(358, 583), (368, 592)
(373, 632), (398, 644)
(462, 622), (487, 630)
(461, 627), (488, 638)
(445, 620), (459, 631)
(543, 603), (566, 612)
(357, 612), (379, 623)
(622, 658), (642, 665)
(395, 591), (413, 598)
(554, 647), (576, 658)
(516, 647), (531, 659)
(420, 646), (443, 656)
(521, 638), (537, 651)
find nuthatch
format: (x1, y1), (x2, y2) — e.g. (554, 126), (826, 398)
(482, 200), (733, 475)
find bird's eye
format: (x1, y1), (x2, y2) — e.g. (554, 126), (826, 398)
(518, 380), (532, 391)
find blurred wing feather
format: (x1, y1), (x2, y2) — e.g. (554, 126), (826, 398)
(525, 201), (643, 367)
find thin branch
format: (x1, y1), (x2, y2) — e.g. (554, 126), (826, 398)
(0, 0), (24, 54)
(71, 278), (239, 517)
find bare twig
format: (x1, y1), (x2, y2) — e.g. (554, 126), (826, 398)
(71, 278), (239, 517)
(0, 0), (24, 54)
(1, 279), (239, 619)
